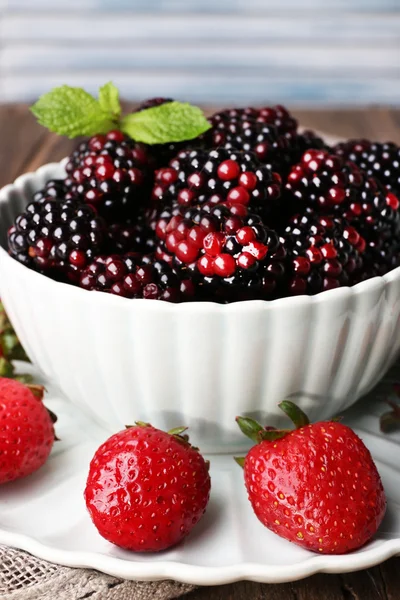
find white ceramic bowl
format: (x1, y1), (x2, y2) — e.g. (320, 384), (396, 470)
(1, 162), (400, 452)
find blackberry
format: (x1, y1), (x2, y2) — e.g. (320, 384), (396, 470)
(206, 119), (293, 177)
(333, 139), (400, 196)
(285, 150), (400, 242)
(154, 202), (286, 302)
(210, 105), (298, 135)
(80, 254), (195, 302)
(136, 97), (173, 111)
(286, 130), (330, 164)
(65, 130), (153, 223)
(282, 214), (365, 295)
(151, 147), (281, 223)
(8, 191), (106, 282)
(108, 213), (157, 254)
(357, 237), (400, 281)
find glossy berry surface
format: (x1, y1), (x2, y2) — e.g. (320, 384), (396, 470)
(0, 379), (55, 484)
(8, 186), (107, 282)
(151, 147), (282, 221)
(282, 214), (365, 295)
(80, 254), (195, 302)
(334, 139), (400, 196)
(154, 203), (286, 302)
(286, 129), (330, 164)
(285, 150), (400, 244)
(210, 105), (298, 135)
(206, 119), (293, 177)
(243, 421), (386, 554)
(84, 424), (211, 552)
(65, 130), (153, 222)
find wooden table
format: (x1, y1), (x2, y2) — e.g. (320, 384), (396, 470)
(1, 104), (399, 600)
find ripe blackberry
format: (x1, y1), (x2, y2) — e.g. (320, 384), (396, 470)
(286, 130), (330, 164)
(154, 203), (286, 302)
(357, 236), (400, 281)
(206, 119), (293, 177)
(8, 191), (106, 282)
(136, 97), (173, 111)
(108, 214), (157, 254)
(151, 148), (282, 223)
(65, 130), (153, 223)
(210, 105), (298, 135)
(285, 150), (400, 242)
(80, 254), (195, 302)
(333, 139), (400, 196)
(282, 214), (365, 295)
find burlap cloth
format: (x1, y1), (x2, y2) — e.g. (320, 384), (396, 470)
(0, 546), (195, 600)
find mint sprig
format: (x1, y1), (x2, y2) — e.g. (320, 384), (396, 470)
(31, 83), (211, 144)
(31, 85), (117, 138)
(98, 82), (121, 119)
(120, 101), (210, 144)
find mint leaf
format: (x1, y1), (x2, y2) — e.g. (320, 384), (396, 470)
(120, 101), (211, 144)
(31, 85), (116, 138)
(98, 81), (121, 119)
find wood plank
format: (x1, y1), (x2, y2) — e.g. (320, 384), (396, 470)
(0, 104), (48, 188)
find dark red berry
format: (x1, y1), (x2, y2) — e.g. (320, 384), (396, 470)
(282, 213), (365, 295)
(334, 139), (400, 197)
(65, 130), (153, 223)
(284, 150), (400, 249)
(149, 148), (281, 226)
(79, 254), (194, 302)
(8, 181), (106, 282)
(153, 203), (286, 302)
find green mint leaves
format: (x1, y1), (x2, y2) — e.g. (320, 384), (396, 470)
(31, 84), (118, 138)
(98, 82), (121, 119)
(120, 101), (210, 144)
(31, 83), (211, 144)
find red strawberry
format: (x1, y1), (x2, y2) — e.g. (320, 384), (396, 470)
(84, 423), (211, 552)
(236, 401), (386, 554)
(0, 378), (56, 483)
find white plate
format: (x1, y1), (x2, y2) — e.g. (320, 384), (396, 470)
(0, 364), (399, 585)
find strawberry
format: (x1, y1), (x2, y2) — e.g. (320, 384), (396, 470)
(236, 401), (386, 554)
(84, 423), (211, 552)
(0, 378), (56, 483)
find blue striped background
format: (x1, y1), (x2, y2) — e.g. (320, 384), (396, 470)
(1, 0), (399, 105)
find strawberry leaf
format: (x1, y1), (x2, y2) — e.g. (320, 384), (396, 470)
(234, 456), (246, 468)
(278, 400), (310, 428)
(236, 416), (264, 443)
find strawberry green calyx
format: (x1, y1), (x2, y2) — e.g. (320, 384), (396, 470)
(130, 421), (193, 447)
(236, 401), (314, 466)
(278, 400), (310, 428)
(31, 83), (211, 144)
